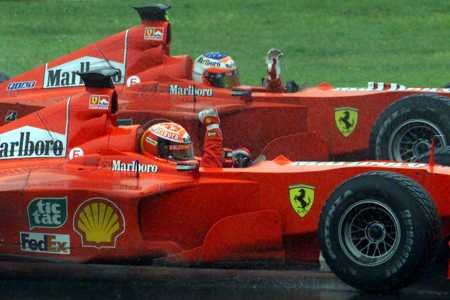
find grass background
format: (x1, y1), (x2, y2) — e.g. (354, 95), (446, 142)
(0, 0), (449, 86)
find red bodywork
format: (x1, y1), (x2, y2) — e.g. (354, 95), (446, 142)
(1, 13), (449, 162)
(0, 83), (449, 275)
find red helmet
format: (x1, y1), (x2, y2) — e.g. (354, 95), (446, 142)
(141, 122), (194, 161)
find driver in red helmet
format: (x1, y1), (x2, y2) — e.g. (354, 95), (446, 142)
(140, 108), (250, 168)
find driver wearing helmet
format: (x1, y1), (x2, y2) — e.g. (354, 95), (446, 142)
(192, 49), (297, 93)
(140, 108), (251, 168)
(140, 122), (194, 162)
(192, 52), (240, 89)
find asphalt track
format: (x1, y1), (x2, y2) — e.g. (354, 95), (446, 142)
(0, 262), (449, 300)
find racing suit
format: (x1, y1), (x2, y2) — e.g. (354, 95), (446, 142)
(200, 118), (224, 168)
(264, 48), (285, 92)
(198, 108), (251, 168)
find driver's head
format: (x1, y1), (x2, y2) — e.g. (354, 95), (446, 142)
(141, 122), (194, 161)
(192, 52), (240, 88)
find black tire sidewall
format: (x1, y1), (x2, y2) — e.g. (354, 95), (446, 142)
(434, 150), (450, 166)
(420, 146), (450, 166)
(319, 172), (434, 291)
(369, 95), (450, 161)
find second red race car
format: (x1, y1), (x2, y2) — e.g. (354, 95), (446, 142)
(0, 70), (448, 293)
(0, 4), (449, 164)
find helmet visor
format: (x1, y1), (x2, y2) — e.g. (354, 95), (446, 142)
(158, 139), (194, 161)
(205, 68), (240, 88)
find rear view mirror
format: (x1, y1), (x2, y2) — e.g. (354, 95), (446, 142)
(176, 160), (199, 172)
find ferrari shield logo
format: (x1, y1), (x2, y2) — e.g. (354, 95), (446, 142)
(335, 107), (358, 137)
(289, 184), (315, 218)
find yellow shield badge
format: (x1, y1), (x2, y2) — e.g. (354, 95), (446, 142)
(335, 107), (358, 137)
(289, 184), (315, 218)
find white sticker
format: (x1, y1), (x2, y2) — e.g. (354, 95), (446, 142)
(69, 147), (84, 160)
(44, 56), (125, 89)
(126, 75), (141, 87)
(292, 161), (427, 169)
(0, 126), (66, 159)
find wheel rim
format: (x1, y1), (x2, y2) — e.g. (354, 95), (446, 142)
(388, 119), (446, 162)
(338, 199), (401, 267)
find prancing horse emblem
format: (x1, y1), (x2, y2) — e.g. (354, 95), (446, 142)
(289, 184), (315, 218)
(335, 107), (358, 137)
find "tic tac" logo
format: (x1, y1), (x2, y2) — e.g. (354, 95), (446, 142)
(27, 197), (67, 229)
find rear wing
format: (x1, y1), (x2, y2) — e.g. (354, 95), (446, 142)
(0, 4), (172, 94)
(78, 69), (118, 89)
(134, 4), (170, 22)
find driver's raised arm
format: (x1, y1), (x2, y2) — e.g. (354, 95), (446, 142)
(198, 108), (224, 168)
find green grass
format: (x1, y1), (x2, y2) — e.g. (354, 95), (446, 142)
(0, 0), (449, 86)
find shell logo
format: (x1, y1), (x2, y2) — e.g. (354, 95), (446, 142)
(73, 198), (125, 248)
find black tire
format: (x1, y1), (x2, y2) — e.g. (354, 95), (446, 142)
(318, 171), (441, 292)
(418, 146), (450, 166)
(0, 72), (8, 83)
(369, 94), (450, 162)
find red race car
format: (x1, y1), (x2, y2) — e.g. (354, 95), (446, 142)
(0, 70), (448, 293)
(0, 4), (449, 164)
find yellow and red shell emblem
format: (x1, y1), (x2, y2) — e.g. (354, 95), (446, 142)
(73, 198), (125, 248)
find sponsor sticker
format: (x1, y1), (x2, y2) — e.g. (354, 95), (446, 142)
(20, 232), (70, 255)
(126, 75), (141, 87)
(207, 131), (217, 137)
(4, 110), (17, 123)
(144, 27), (164, 41)
(289, 184), (315, 218)
(335, 82), (448, 93)
(111, 160), (158, 173)
(73, 198), (125, 248)
(27, 197), (67, 229)
(197, 56), (221, 67)
(150, 126), (180, 141)
(89, 95), (110, 110)
(44, 56), (125, 89)
(367, 82), (407, 91)
(7, 80), (36, 91)
(69, 147), (84, 160)
(0, 125), (66, 159)
(335, 107), (358, 137)
(168, 84), (213, 97)
(292, 161), (427, 168)
(145, 136), (157, 146)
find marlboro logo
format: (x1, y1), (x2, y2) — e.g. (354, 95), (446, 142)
(168, 85), (213, 97)
(44, 56), (125, 89)
(111, 160), (158, 173)
(0, 126), (66, 159)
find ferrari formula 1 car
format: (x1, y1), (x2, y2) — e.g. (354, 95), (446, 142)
(0, 70), (448, 293)
(0, 4), (449, 165)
